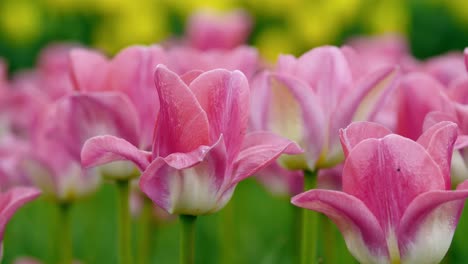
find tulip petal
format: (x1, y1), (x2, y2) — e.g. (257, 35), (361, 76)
(180, 70), (203, 86)
(417, 121), (458, 188)
(139, 137), (228, 215)
(0, 187), (40, 240)
(153, 65), (210, 157)
(343, 135), (445, 231)
(43, 92), (141, 160)
(423, 111), (457, 132)
(396, 73), (446, 140)
(232, 131), (302, 186)
(108, 45), (165, 148)
(398, 181), (468, 263)
(291, 190), (388, 263)
(464, 48), (468, 72)
(69, 48), (108, 91)
(340, 121), (392, 157)
(190, 69), (249, 160)
(81, 135), (152, 171)
(272, 74), (325, 168)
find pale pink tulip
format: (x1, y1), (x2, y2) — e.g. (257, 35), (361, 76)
(293, 121), (468, 263)
(82, 65), (301, 215)
(250, 46), (397, 170)
(186, 10), (252, 50)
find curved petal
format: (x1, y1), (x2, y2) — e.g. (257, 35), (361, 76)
(0, 187), (41, 240)
(294, 46), (353, 111)
(81, 135), (152, 171)
(139, 137), (228, 215)
(398, 182), (468, 263)
(153, 65), (210, 157)
(180, 70), (203, 86)
(396, 73), (446, 140)
(232, 131), (302, 186)
(42, 92), (141, 160)
(343, 135), (445, 232)
(108, 45), (166, 149)
(190, 69), (249, 160)
(327, 66), (397, 167)
(422, 111), (458, 132)
(464, 48), (468, 72)
(417, 121), (458, 188)
(340, 121), (392, 158)
(272, 74), (325, 168)
(69, 48), (108, 91)
(249, 71), (270, 131)
(291, 190), (388, 263)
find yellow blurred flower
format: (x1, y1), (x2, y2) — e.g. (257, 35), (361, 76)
(446, 0), (468, 26)
(364, 0), (408, 34)
(255, 28), (299, 63)
(93, 7), (169, 54)
(0, 0), (42, 44)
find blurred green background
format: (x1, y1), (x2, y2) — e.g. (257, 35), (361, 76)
(3, 0), (468, 263)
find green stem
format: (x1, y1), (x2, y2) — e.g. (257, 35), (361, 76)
(220, 201), (235, 264)
(59, 202), (73, 264)
(300, 169), (318, 264)
(117, 180), (132, 264)
(180, 215), (197, 264)
(138, 197), (154, 264)
(292, 203), (301, 264)
(322, 215), (336, 264)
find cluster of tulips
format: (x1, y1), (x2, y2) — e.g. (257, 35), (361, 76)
(2, 10), (468, 264)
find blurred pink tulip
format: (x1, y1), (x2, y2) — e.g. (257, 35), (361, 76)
(293, 121), (468, 263)
(70, 45), (166, 149)
(250, 46), (397, 170)
(395, 73), (449, 140)
(82, 65), (301, 215)
(423, 52), (466, 87)
(18, 92), (141, 201)
(347, 34), (418, 73)
(166, 46), (259, 79)
(186, 10), (252, 50)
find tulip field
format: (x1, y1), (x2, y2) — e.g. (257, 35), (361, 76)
(4, 1), (468, 264)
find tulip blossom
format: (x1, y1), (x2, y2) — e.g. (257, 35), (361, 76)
(70, 45), (166, 149)
(250, 46), (397, 171)
(292, 121), (468, 263)
(19, 92), (140, 201)
(186, 10), (252, 50)
(166, 46), (259, 80)
(82, 65), (301, 215)
(346, 34), (417, 73)
(0, 187), (41, 260)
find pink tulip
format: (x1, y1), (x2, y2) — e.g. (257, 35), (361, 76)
(423, 52), (466, 87)
(70, 45), (166, 149)
(18, 92), (140, 201)
(0, 187), (41, 259)
(186, 10), (252, 50)
(346, 34), (418, 73)
(395, 72), (449, 140)
(166, 46), (259, 79)
(292, 121), (468, 263)
(82, 65), (301, 215)
(250, 46), (397, 170)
